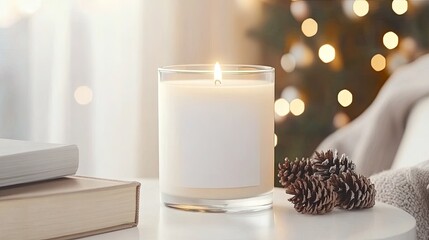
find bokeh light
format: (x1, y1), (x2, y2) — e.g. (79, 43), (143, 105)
(290, 99), (305, 116)
(399, 37), (418, 56)
(281, 86), (299, 102)
(290, 42), (314, 67)
(274, 134), (278, 147)
(333, 112), (350, 129)
(74, 86), (93, 105)
(280, 53), (296, 73)
(290, 1), (309, 21)
(337, 89), (353, 107)
(318, 44), (336, 63)
(275, 98), (290, 117)
(371, 54), (386, 72)
(301, 18), (318, 37)
(342, 0), (355, 19)
(392, 0), (408, 15)
(353, 0), (369, 17)
(383, 31), (399, 50)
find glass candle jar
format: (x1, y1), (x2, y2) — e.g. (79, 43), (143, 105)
(158, 64), (274, 212)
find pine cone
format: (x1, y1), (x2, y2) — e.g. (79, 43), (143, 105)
(278, 157), (314, 188)
(330, 170), (376, 210)
(286, 175), (337, 215)
(312, 149), (356, 180)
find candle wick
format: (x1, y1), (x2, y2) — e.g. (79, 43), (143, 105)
(215, 79), (222, 86)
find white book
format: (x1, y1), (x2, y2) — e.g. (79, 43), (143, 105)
(0, 138), (79, 187)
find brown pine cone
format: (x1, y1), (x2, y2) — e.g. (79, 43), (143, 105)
(278, 157), (313, 188)
(312, 149), (356, 180)
(286, 175), (337, 215)
(330, 170), (376, 210)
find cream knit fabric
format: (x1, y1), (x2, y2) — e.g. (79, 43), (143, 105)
(317, 54), (429, 176)
(371, 160), (429, 240)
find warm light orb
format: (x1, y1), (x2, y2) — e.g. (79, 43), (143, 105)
(280, 53), (296, 73)
(338, 89), (353, 107)
(290, 99), (305, 116)
(392, 0), (408, 15)
(290, 42), (314, 67)
(74, 86), (93, 105)
(301, 18), (318, 37)
(333, 112), (350, 129)
(383, 31), (399, 50)
(353, 0), (369, 17)
(371, 54), (386, 72)
(274, 134), (278, 147)
(342, 0), (355, 19)
(275, 98), (290, 117)
(290, 1), (309, 21)
(281, 86), (299, 101)
(318, 44), (336, 63)
(400, 37), (417, 55)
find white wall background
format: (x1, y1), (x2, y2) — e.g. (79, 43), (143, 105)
(0, 0), (262, 178)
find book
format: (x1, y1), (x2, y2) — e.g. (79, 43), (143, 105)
(0, 176), (141, 240)
(0, 138), (79, 187)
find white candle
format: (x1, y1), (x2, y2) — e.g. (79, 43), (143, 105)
(158, 64), (274, 210)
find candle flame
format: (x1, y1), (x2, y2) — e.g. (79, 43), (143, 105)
(214, 62), (222, 85)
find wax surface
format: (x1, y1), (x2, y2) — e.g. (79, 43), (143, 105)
(159, 80), (274, 198)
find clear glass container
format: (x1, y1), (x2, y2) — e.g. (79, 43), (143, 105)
(158, 64), (274, 213)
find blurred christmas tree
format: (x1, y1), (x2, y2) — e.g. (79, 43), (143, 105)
(250, 0), (429, 186)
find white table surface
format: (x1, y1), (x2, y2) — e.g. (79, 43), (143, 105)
(83, 178), (416, 240)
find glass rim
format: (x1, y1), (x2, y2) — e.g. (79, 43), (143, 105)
(158, 64), (274, 74)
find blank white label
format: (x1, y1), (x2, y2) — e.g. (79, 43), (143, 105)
(177, 99), (260, 188)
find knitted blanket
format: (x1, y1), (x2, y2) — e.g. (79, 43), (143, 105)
(316, 54), (429, 176)
(371, 160), (429, 240)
